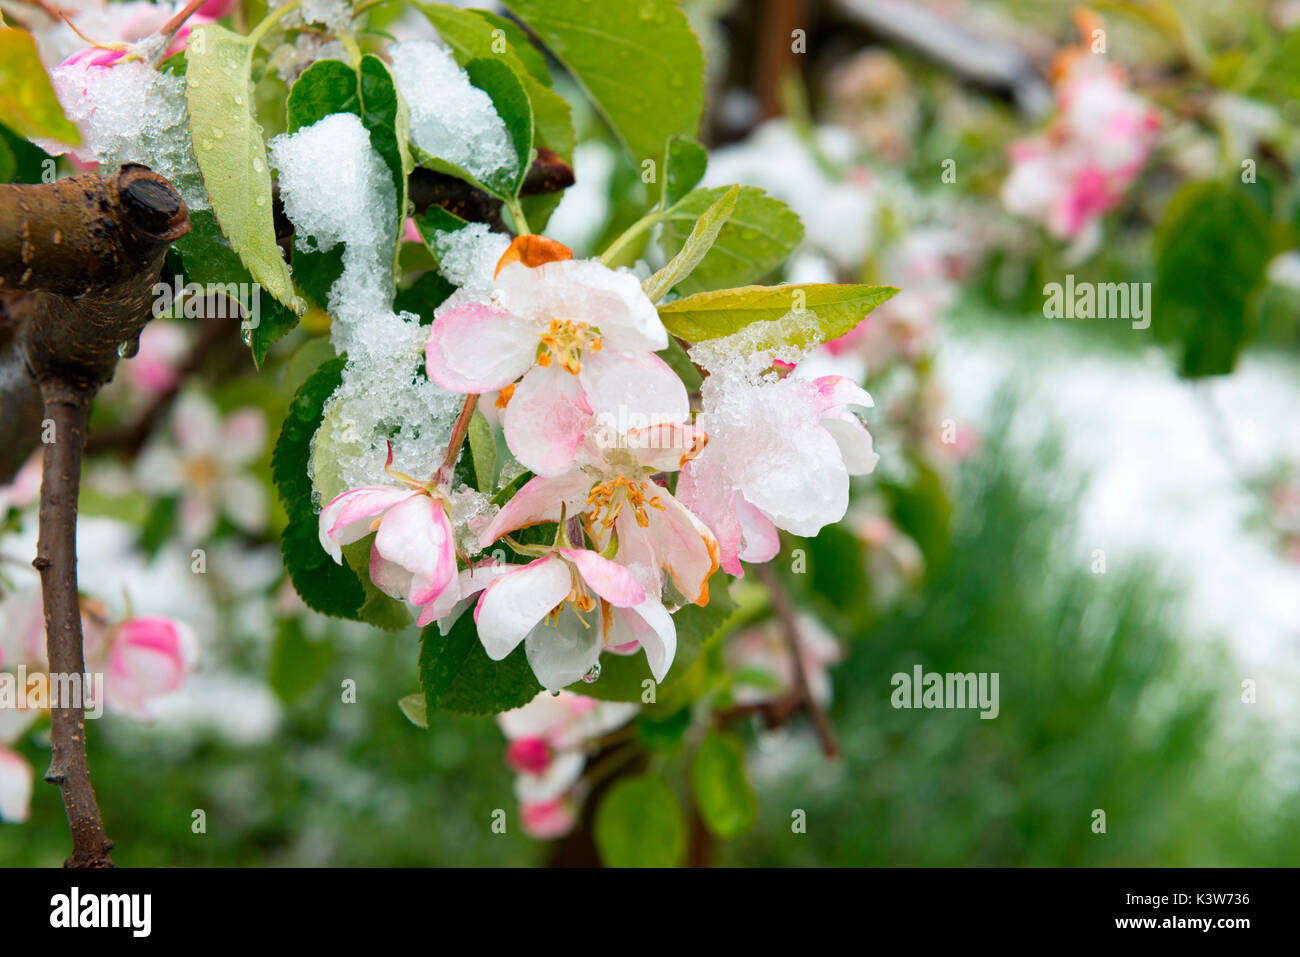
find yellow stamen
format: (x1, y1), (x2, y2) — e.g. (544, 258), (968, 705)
(538, 318), (601, 375)
(586, 476), (665, 531)
(495, 383), (516, 408)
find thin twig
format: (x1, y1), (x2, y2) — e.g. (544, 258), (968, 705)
(85, 317), (229, 457)
(752, 562), (840, 758)
(35, 380), (115, 867)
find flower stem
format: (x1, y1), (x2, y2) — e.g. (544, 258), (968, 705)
(435, 393), (479, 486)
(504, 196), (531, 236)
(157, 0), (209, 47)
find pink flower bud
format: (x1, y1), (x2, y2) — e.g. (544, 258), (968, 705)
(505, 737), (553, 775)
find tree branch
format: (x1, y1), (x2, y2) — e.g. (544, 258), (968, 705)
(34, 381), (114, 867)
(752, 562), (840, 758)
(1, 163), (190, 866)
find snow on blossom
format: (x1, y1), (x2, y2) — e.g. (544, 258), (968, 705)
(0, 746), (34, 824)
(726, 612), (842, 707)
(38, 30), (210, 211)
(135, 392), (268, 540)
(497, 690), (638, 839)
(678, 326), (878, 575)
(1001, 50), (1159, 247)
(425, 234), (685, 476)
(475, 546), (676, 692)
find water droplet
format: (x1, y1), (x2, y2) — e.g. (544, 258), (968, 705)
(548, 690), (561, 697)
(117, 339), (140, 359)
(213, 128), (224, 139)
(254, 195), (266, 206)
(581, 662), (601, 684)
(200, 139), (214, 151)
(234, 95), (244, 106)
(252, 158), (265, 173)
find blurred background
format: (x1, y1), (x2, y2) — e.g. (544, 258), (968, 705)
(3, 0), (1300, 866)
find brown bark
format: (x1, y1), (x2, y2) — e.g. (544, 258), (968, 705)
(0, 164), (190, 481)
(34, 382), (114, 867)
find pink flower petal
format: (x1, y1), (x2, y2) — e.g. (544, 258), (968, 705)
(476, 556), (573, 661)
(502, 365), (592, 476)
(318, 486), (416, 562)
(558, 548), (645, 607)
(372, 494), (456, 607)
(479, 469), (594, 548)
(425, 304), (535, 393)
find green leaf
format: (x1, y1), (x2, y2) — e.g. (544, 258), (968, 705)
(397, 693), (429, 728)
(270, 619), (336, 704)
(359, 54), (414, 273)
(344, 539), (414, 630)
(419, 610), (542, 715)
(503, 0), (704, 165)
(0, 123), (53, 184)
(286, 59), (360, 130)
(414, 3), (573, 163)
(0, 26), (80, 144)
(0, 134), (16, 184)
(1154, 180), (1272, 377)
(414, 2), (574, 230)
(594, 776), (685, 867)
(636, 707), (691, 752)
(579, 572), (738, 703)
(187, 23), (300, 314)
(691, 730), (758, 838)
(272, 355), (366, 619)
(662, 134), (707, 207)
(171, 210), (297, 366)
(464, 57), (533, 197)
(643, 184), (738, 303)
(472, 9), (552, 85)
(394, 270), (456, 324)
(467, 410), (496, 492)
(657, 283), (899, 346)
(659, 186), (803, 293)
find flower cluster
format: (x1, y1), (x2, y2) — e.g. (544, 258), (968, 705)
(321, 235), (880, 692)
(0, 591), (196, 823)
(1000, 42), (1160, 248)
(496, 691), (637, 838)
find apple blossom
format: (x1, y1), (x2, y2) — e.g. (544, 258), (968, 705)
(425, 235), (686, 476)
(480, 421), (719, 614)
(726, 613), (842, 707)
(678, 373), (878, 575)
(318, 449), (459, 617)
(85, 616), (198, 720)
(1001, 52), (1159, 246)
(135, 392), (268, 540)
(474, 543), (677, 692)
(497, 690), (637, 839)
